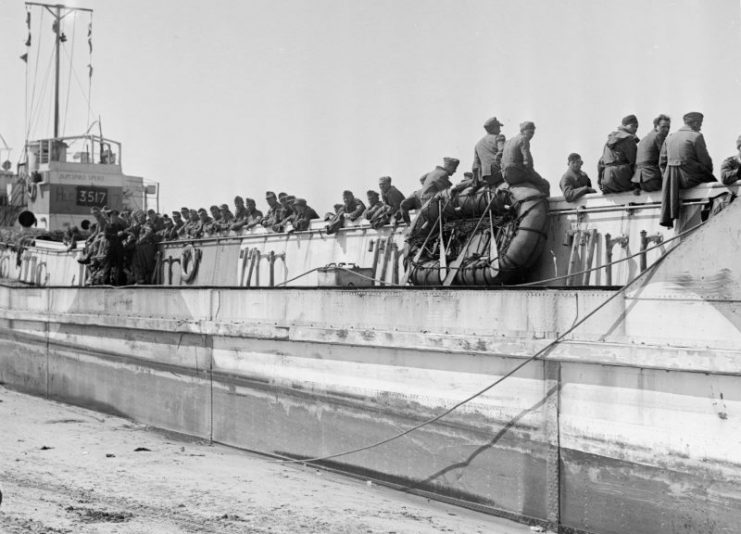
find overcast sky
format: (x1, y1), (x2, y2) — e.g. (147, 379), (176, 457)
(1, 0), (740, 212)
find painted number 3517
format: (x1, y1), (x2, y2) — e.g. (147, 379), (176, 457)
(77, 189), (107, 205)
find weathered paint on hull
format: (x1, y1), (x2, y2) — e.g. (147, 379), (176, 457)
(1, 283), (740, 534)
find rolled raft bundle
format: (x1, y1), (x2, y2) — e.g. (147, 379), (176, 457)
(404, 183), (548, 286)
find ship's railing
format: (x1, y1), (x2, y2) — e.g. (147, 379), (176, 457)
(25, 135), (122, 171)
(0, 239), (85, 287)
(3, 183), (736, 289)
(157, 183), (736, 288)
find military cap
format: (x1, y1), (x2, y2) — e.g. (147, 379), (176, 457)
(219, 204), (229, 211)
(180, 206), (189, 212)
(197, 207), (207, 214)
(342, 190), (354, 196)
(621, 114), (638, 126)
(245, 197), (255, 204)
(736, 134), (741, 149)
(378, 176), (392, 185)
(278, 192), (288, 199)
(683, 111), (704, 123)
(442, 157), (460, 171)
(286, 195), (296, 204)
(234, 195), (244, 203)
(483, 117), (503, 130)
(568, 152), (582, 163)
(265, 191), (276, 199)
(367, 190), (379, 197)
(294, 198), (307, 207)
(171, 210), (181, 217)
(209, 205), (219, 211)
(519, 121), (536, 132)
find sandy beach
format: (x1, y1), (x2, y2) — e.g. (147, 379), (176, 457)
(0, 386), (532, 534)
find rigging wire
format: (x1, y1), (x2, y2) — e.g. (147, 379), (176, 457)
(30, 51), (55, 141)
(61, 46), (97, 124)
(26, 8), (46, 143)
(60, 38), (97, 139)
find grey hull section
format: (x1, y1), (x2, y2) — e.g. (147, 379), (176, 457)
(1, 283), (740, 534)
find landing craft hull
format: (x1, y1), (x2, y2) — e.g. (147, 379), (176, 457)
(1, 185), (740, 533)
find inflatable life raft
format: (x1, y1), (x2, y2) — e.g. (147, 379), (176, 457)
(404, 183), (548, 286)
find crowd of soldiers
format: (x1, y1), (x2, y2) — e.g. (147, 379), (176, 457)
(70, 112), (741, 285)
(559, 111), (741, 228)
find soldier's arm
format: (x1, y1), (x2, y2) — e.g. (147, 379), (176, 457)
(348, 201), (365, 221)
(720, 157), (740, 186)
(472, 148), (481, 179)
(560, 175), (583, 202)
(520, 139), (532, 169)
(659, 141), (668, 173)
(695, 135), (713, 172)
(245, 211), (264, 230)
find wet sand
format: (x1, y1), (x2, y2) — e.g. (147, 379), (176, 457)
(0, 386), (533, 534)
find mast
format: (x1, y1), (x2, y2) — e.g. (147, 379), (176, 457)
(25, 2), (93, 139)
(54, 4), (60, 139)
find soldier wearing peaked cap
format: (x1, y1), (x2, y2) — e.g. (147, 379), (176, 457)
(377, 176), (405, 223)
(232, 195), (247, 222)
(261, 191), (281, 229)
(659, 112), (716, 228)
(364, 189), (392, 228)
(719, 135), (741, 186)
(501, 121), (550, 196)
(171, 210), (184, 235)
(218, 203), (234, 227)
(472, 116), (506, 188)
(287, 198), (319, 232)
(230, 198), (258, 233)
(598, 115), (640, 194)
(559, 153), (595, 202)
(272, 194), (297, 232)
(342, 190), (366, 222)
(400, 157), (460, 224)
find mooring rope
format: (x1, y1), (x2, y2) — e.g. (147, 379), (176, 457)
(275, 219), (706, 465)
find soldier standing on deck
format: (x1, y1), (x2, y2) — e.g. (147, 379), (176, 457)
(473, 116), (506, 187)
(598, 115), (640, 194)
(632, 114), (671, 193)
(659, 112), (716, 228)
